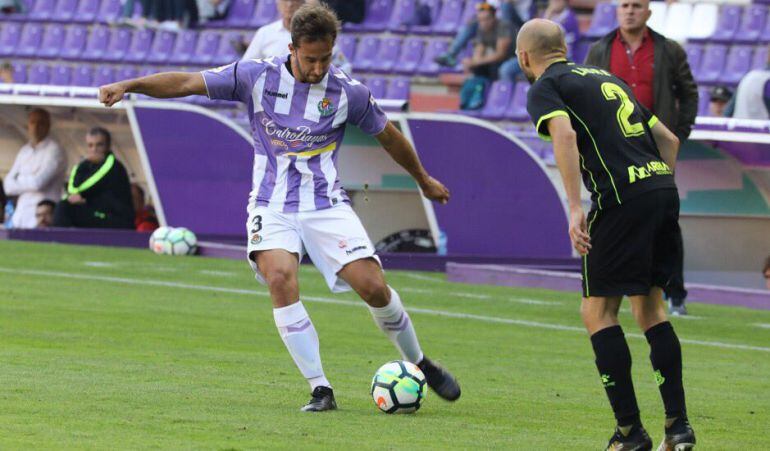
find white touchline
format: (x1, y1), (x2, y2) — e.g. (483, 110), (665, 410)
(1, 267), (767, 353)
(754, 323), (770, 329)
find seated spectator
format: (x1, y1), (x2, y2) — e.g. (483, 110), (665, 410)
(35, 199), (55, 228)
(764, 256), (770, 290)
(54, 127), (134, 229)
(3, 109), (67, 229)
(0, 61), (13, 83)
(197, 0), (231, 24)
(241, 0), (352, 74)
(724, 46), (770, 119)
(709, 86), (732, 117)
(118, 0), (198, 30)
(0, 0), (24, 14)
(542, 0), (578, 58)
(131, 183), (159, 232)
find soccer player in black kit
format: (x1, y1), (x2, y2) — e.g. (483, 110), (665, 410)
(518, 19), (696, 451)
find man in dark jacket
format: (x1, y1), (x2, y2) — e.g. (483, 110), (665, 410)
(585, 0), (697, 316)
(54, 127), (135, 229)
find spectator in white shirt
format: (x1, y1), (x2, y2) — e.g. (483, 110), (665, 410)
(2, 108), (67, 229)
(242, 0), (352, 74)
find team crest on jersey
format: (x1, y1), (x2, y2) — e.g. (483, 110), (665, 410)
(318, 97), (335, 116)
(250, 233), (263, 245)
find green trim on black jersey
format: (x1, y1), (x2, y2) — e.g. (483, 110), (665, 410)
(648, 115), (659, 128)
(565, 106), (623, 206)
(535, 110), (570, 141)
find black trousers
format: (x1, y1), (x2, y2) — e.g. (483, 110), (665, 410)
(54, 201), (134, 229)
(664, 227), (688, 301)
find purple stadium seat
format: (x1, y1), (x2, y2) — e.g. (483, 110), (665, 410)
(97, 0), (121, 23)
(584, 2), (617, 39)
(477, 80), (514, 120)
(719, 45), (754, 86)
(417, 39), (449, 76)
(101, 27), (133, 63)
(93, 66), (115, 86)
(52, 0), (78, 22)
(460, 0), (482, 25)
(734, 5), (767, 44)
(147, 30), (176, 64)
(504, 82), (530, 121)
(353, 35), (381, 72)
(250, 0), (277, 28)
(394, 37), (424, 75)
(29, 0), (56, 21)
(385, 77), (410, 100)
(5, 0), (34, 21)
(74, 0), (100, 23)
(81, 24), (110, 61)
(38, 24), (65, 59)
(752, 45), (769, 70)
(116, 66), (138, 82)
(411, 0), (442, 35)
(17, 23), (44, 58)
(762, 16), (770, 43)
(191, 31), (220, 66)
(367, 76), (387, 99)
(338, 35), (357, 63)
(72, 66), (93, 86)
(432, 0), (464, 35)
(168, 30), (198, 65)
(0, 23), (23, 57)
(345, 0), (393, 32)
(124, 28), (154, 63)
(60, 25), (88, 60)
(695, 45), (728, 85)
(685, 44), (704, 76)
(27, 63), (51, 84)
(11, 62), (27, 83)
(225, 0), (256, 27)
(697, 87), (710, 117)
(213, 32), (242, 65)
(573, 39), (593, 64)
(709, 5), (742, 43)
(50, 66), (71, 86)
(388, 0), (416, 34)
(370, 37), (402, 73)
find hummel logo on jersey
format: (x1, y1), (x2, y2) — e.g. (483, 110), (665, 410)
(264, 89), (289, 99)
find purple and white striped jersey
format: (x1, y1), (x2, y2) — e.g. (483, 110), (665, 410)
(201, 55), (389, 213)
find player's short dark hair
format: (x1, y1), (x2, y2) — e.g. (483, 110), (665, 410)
(291, 3), (340, 48)
(37, 199), (55, 210)
(87, 126), (112, 150)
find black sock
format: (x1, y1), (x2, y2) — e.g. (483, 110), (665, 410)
(590, 325), (641, 427)
(646, 321), (686, 419)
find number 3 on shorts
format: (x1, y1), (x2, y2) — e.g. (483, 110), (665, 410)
(250, 215), (263, 234)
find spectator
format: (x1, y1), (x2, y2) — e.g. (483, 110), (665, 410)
(321, 0), (365, 24)
(435, 1), (523, 68)
(724, 46), (770, 119)
(709, 86), (732, 117)
(0, 0), (24, 14)
(131, 183), (159, 232)
(0, 61), (13, 83)
(3, 109), (67, 229)
(0, 177), (5, 224)
(35, 199), (55, 228)
(764, 256), (770, 290)
(585, 0), (698, 316)
(542, 0), (579, 58)
(197, 0), (231, 24)
(54, 127), (134, 229)
(241, 0), (352, 74)
(118, 0), (198, 30)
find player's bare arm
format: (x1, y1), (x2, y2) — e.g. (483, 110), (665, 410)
(375, 121), (450, 204)
(649, 121), (681, 171)
(99, 72), (207, 107)
(547, 115), (591, 255)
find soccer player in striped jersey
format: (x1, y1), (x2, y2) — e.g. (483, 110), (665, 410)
(99, 3), (461, 412)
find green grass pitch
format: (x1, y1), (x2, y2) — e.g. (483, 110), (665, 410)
(1, 240), (768, 449)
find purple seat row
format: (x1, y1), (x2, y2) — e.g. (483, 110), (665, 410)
(359, 75), (411, 100)
(687, 44), (769, 86)
(462, 80), (530, 122)
(338, 34), (458, 76)
(343, 0), (479, 36)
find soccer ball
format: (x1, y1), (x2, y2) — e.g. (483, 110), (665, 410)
(149, 226), (172, 255)
(166, 227), (198, 256)
(371, 360), (427, 414)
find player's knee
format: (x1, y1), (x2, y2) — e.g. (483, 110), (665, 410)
(263, 265), (297, 290)
(358, 279), (390, 306)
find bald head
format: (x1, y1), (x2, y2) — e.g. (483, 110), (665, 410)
(517, 19), (567, 83)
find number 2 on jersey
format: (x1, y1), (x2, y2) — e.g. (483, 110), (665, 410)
(601, 82), (645, 138)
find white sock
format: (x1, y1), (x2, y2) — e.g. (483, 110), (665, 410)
(368, 287), (424, 363)
(273, 302), (331, 390)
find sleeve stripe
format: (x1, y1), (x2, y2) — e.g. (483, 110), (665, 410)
(230, 61), (239, 101)
(648, 115), (659, 128)
(535, 110), (570, 142)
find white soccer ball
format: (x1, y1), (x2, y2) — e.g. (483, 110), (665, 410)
(149, 226), (173, 255)
(371, 360), (427, 414)
(166, 227), (198, 256)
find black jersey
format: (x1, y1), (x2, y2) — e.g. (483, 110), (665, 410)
(527, 60), (676, 210)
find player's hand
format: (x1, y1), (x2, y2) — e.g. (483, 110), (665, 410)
(67, 193), (85, 205)
(419, 176), (450, 205)
(99, 82), (127, 107)
(569, 206), (591, 255)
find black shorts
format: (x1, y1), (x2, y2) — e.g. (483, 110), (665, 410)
(582, 188), (682, 298)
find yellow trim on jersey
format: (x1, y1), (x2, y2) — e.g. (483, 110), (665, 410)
(283, 142), (337, 158)
(536, 110), (570, 141)
(648, 115), (659, 128)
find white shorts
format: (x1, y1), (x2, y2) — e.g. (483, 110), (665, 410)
(245, 203), (381, 293)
